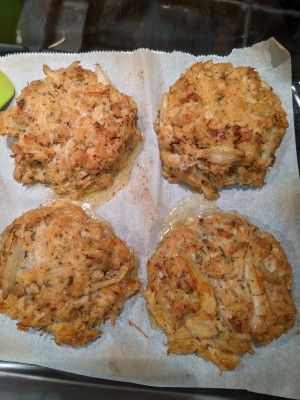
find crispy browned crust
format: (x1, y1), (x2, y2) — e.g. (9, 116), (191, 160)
(155, 61), (288, 200)
(0, 62), (141, 199)
(144, 212), (296, 371)
(0, 202), (140, 346)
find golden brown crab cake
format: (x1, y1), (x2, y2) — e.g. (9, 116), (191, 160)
(0, 202), (140, 346)
(155, 60), (288, 200)
(0, 62), (141, 199)
(144, 211), (296, 371)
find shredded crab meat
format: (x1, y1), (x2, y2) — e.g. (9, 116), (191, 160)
(0, 202), (140, 347)
(143, 211), (296, 371)
(0, 61), (141, 199)
(95, 64), (112, 85)
(155, 60), (288, 200)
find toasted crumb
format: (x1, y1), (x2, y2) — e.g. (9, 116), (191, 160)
(144, 211), (296, 370)
(0, 62), (141, 199)
(0, 202), (140, 346)
(155, 61), (288, 199)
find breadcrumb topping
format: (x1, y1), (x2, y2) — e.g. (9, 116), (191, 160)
(0, 62), (141, 199)
(155, 61), (288, 199)
(144, 212), (296, 370)
(0, 202), (140, 346)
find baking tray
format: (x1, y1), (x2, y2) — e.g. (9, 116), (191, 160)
(0, 1), (299, 399)
(0, 361), (292, 400)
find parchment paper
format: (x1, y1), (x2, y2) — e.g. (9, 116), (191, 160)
(0, 38), (299, 399)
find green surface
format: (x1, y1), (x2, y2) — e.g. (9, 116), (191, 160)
(0, 70), (14, 109)
(0, 0), (22, 44)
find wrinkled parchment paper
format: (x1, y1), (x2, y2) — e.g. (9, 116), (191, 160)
(0, 38), (299, 399)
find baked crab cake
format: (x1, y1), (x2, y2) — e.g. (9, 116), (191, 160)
(144, 211), (296, 371)
(155, 61), (288, 199)
(0, 202), (140, 346)
(0, 62), (141, 199)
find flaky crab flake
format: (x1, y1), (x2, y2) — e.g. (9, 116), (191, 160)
(0, 202), (140, 346)
(155, 60), (288, 200)
(0, 62), (141, 199)
(144, 211), (296, 371)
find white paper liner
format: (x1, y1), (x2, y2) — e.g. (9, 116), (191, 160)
(0, 38), (299, 399)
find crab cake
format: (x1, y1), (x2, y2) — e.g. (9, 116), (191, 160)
(0, 202), (140, 346)
(155, 61), (288, 200)
(144, 211), (296, 371)
(0, 62), (141, 199)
